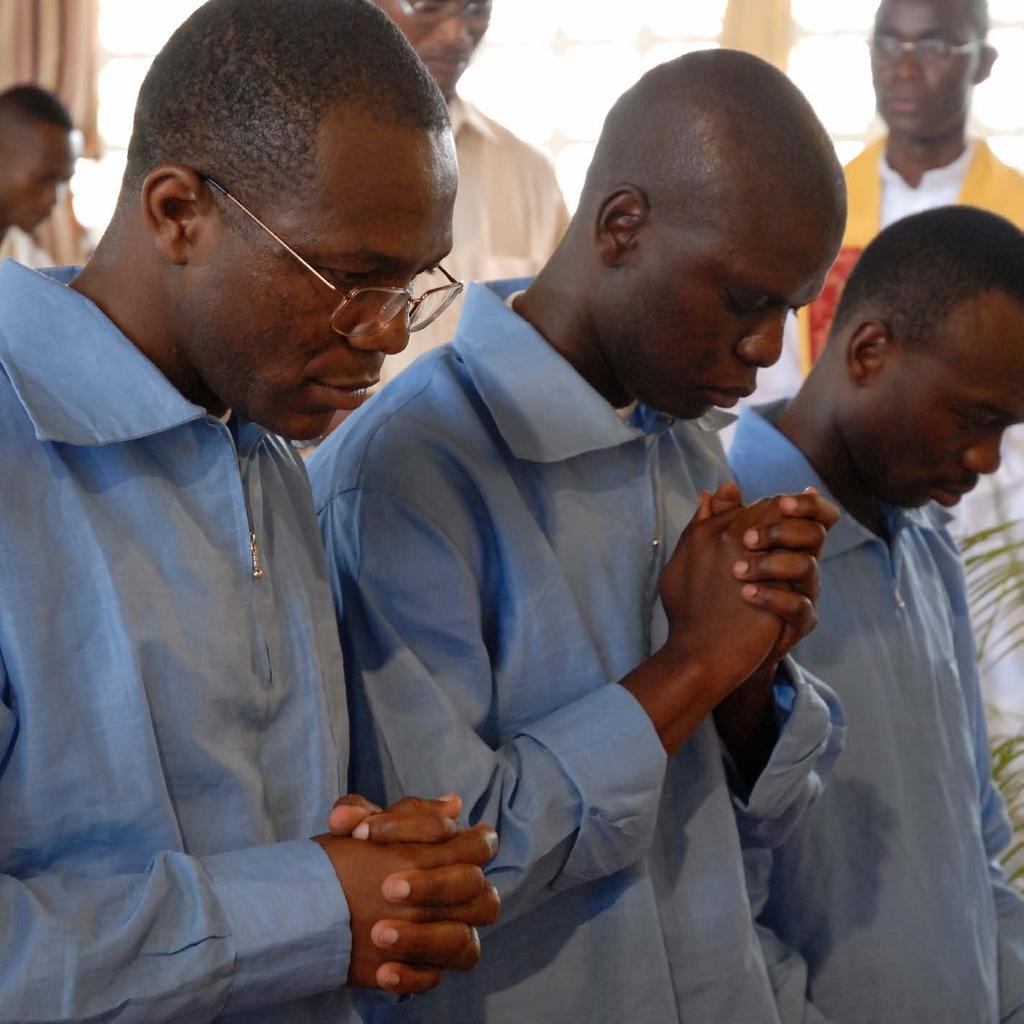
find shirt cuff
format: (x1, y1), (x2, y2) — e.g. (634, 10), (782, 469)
(203, 838), (351, 1014)
(731, 659), (844, 848)
(519, 682), (667, 886)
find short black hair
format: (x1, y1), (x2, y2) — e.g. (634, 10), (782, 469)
(0, 84), (73, 131)
(125, 0), (448, 207)
(874, 1), (989, 38)
(830, 205), (1024, 347)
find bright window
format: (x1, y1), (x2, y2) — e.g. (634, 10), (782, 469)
(72, 0), (205, 238)
(73, 0), (1023, 237)
(459, 0), (726, 211)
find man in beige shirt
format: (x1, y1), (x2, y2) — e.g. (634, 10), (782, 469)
(374, 0), (570, 382)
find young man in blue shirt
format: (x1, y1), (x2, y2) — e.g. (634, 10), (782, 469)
(310, 50), (848, 1022)
(730, 205), (1024, 1022)
(0, 1), (501, 1020)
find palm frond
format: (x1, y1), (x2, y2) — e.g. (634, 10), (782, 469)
(964, 516), (1024, 892)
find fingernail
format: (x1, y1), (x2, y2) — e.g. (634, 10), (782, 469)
(485, 828), (498, 855)
(744, 529), (759, 546)
(353, 822), (369, 840)
(382, 971), (401, 988)
(385, 878), (411, 900)
(780, 496), (797, 512)
(373, 924), (400, 947)
(733, 560), (749, 577)
(437, 792), (459, 801)
(742, 584), (758, 598)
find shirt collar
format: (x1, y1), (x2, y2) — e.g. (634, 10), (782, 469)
(731, 401), (951, 560)
(448, 95), (498, 144)
(0, 260), (209, 445)
(452, 280), (727, 462)
(879, 141), (974, 191)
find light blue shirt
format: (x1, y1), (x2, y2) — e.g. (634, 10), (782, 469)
(730, 401), (1024, 1024)
(0, 262), (354, 1022)
(309, 280), (844, 1024)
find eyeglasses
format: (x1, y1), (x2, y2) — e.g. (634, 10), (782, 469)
(202, 176), (463, 339)
(397, 0), (492, 25)
(869, 34), (979, 64)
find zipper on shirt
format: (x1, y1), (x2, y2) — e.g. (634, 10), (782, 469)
(249, 531), (264, 580)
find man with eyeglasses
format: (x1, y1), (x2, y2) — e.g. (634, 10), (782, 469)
(371, 0), (569, 386)
(795, 0), (1022, 371)
(309, 49), (848, 1024)
(0, 1), (502, 1021)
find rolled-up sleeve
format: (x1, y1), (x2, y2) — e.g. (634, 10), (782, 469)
(730, 662), (846, 849)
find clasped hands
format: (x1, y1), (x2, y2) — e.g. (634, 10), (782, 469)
(660, 480), (839, 704)
(313, 793), (500, 995)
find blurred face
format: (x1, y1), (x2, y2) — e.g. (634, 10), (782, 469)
(375, 0), (490, 101)
(178, 110), (457, 439)
(0, 120), (74, 233)
(842, 290), (1024, 509)
(871, 0), (995, 143)
(594, 192), (841, 420)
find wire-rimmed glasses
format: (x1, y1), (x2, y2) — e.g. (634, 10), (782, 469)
(397, 0), (492, 26)
(202, 176), (463, 340)
(869, 34), (979, 65)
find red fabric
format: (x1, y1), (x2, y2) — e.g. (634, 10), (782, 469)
(806, 246), (863, 365)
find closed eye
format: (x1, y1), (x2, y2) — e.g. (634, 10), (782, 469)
(725, 289), (778, 316)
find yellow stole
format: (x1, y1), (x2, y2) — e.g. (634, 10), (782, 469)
(798, 137), (1024, 374)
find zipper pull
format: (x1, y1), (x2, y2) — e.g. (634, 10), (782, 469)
(250, 531), (264, 580)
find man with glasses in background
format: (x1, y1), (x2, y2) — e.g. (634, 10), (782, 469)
(371, 0), (569, 385)
(797, 0), (1022, 367)
(0, 2), (501, 1021)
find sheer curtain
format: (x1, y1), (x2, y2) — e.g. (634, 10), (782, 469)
(722, 0), (792, 69)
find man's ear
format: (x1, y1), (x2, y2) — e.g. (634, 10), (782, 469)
(140, 164), (213, 266)
(595, 186), (649, 268)
(846, 318), (894, 387)
(974, 42), (997, 86)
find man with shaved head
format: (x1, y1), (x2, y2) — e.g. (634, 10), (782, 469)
(309, 50), (846, 1022)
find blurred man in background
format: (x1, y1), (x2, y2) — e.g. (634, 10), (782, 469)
(798, 0), (1021, 366)
(373, 0), (569, 383)
(0, 84), (75, 267)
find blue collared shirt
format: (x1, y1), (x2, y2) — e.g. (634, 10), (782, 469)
(0, 262), (353, 1022)
(309, 280), (843, 1023)
(730, 401), (1024, 1024)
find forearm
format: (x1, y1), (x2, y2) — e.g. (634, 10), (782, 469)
(731, 664), (845, 849)
(713, 662), (779, 789)
(620, 642), (737, 757)
(0, 840), (349, 1023)
(351, 673), (666, 924)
